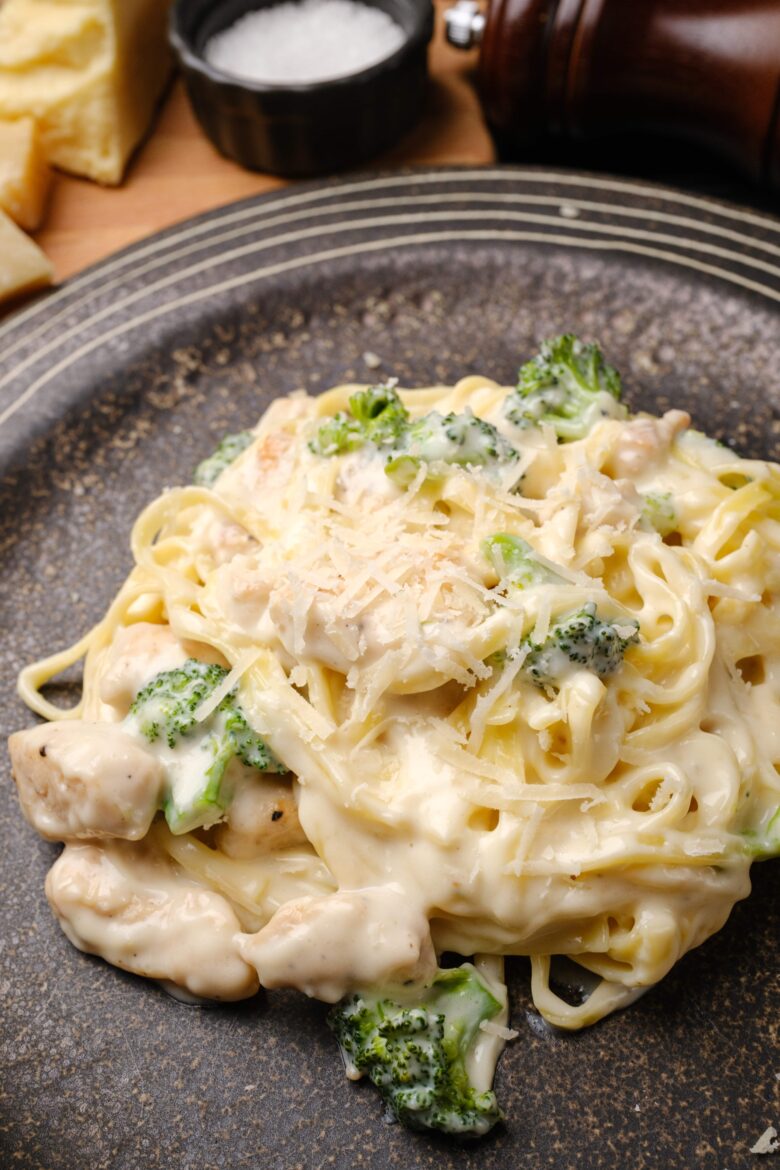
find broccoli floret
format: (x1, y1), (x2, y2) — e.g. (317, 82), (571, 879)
(506, 334), (625, 441)
(329, 964), (503, 1137)
(385, 409), (519, 486)
(521, 602), (639, 689)
(349, 384), (410, 445)
(310, 388), (518, 487)
(309, 384), (409, 456)
(128, 659), (285, 834)
(194, 431), (254, 487)
(641, 491), (677, 537)
(129, 659), (224, 747)
(308, 411), (364, 457)
(482, 533), (565, 588)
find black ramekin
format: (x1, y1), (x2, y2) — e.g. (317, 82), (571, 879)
(170, 0), (434, 178)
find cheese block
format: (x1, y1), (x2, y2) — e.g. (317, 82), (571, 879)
(0, 116), (51, 230)
(0, 207), (52, 304)
(0, 0), (174, 185)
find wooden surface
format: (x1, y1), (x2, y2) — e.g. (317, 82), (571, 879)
(35, 6), (495, 282)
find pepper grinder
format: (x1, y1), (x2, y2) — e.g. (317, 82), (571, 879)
(445, 0), (780, 192)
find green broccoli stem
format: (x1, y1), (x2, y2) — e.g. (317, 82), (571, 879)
(483, 533), (566, 589)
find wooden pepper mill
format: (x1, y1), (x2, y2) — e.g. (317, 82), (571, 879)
(445, 0), (780, 192)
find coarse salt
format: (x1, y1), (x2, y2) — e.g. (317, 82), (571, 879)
(205, 0), (406, 86)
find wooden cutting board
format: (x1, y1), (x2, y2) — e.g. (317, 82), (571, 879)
(35, 7), (495, 281)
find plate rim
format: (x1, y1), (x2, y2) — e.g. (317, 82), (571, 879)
(2, 162), (780, 1170)
(1, 163), (779, 476)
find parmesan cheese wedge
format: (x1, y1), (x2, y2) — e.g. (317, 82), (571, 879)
(0, 207), (52, 304)
(0, 116), (51, 230)
(0, 0), (174, 185)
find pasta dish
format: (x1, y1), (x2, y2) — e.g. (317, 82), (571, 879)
(9, 335), (780, 1136)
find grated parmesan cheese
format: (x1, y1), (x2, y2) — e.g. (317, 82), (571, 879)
(750, 1126), (780, 1155)
(479, 1019), (519, 1041)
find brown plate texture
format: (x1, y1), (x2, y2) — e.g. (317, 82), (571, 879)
(1, 167), (779, 1170)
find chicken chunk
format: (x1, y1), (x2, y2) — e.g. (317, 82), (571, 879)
(607, 410), (690, 479)
(219, 423), (298, 500)
(213, 776), (307, 859)
(268, 584), (362, 674)
(8, 720), (164, 842)
(578, 471), (644, 530)
(190, 508), (257, 568)
(47, 841), (259, 1001)
(237, 885), (436, 1003)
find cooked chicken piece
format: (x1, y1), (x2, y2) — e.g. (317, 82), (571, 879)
(213, 556), (277, 635)
(213, 776), (306, 858)
(191, 509), (257, 569)
(268, 578), (493, 694)
(607, 410), (690, 479)
(578, 472), (644, 530)
(269, 583), (363, 674)
(238, 885), (436, 1003)
(47, 840), (259, 1001)
(9, 720), (164, 842)
(220, 424), (298, 499)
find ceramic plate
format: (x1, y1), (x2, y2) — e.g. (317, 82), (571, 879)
(1, 168), (779, 1170)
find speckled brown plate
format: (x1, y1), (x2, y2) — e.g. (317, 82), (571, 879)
(1, 168), (779, 1170)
